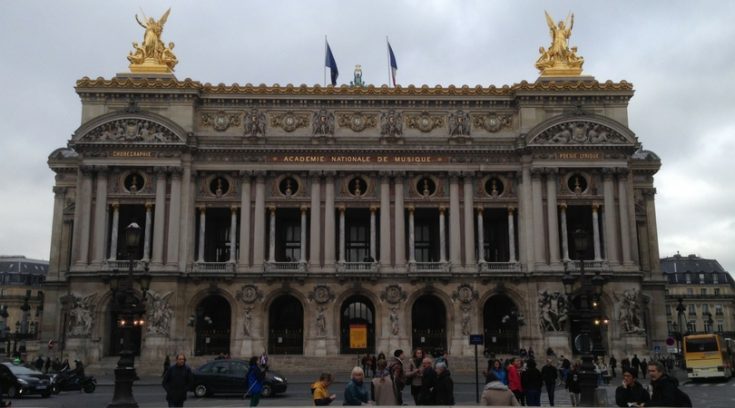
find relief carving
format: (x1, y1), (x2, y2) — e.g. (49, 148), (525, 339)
(472, 113), (512, 133)
(312, 109), (335, 136)
(145, 290), (173, 336)
(406, 112), (444, 133)
(616, 289), (646, 335)
(337, 112), (377, 132)
(448, 110), (471, 136)
(538, 290), (568, 332)
(236, 284), (263, 304)
(201, 111), (242, 131)
(243, 109), (266, 138)
(63, 293), (97, 338)
(380, 284), (406, 304)
(533, 121), (628, 145)
(380, 110), (403, 139)
(81, 119), (181, 143)
(308, 285), (335, 304)
(271, 111), (309, 132)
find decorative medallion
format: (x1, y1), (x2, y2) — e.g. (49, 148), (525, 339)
(308, 285), (335, 304)
(271, 111), (309, 132)
(312, 109), (335, 136)
(406, 112), (444, 133)
(380, 284), (406, 304)
(452, 284), (478, 304)
(448, 110), (471, 136)
(337, 112), (377, 132)
(243, 109), (266, 138)
(201, 111), (242, 131)
(472, 113), (512, 133)
(236, 284), (263, 304)
(532, 121), (628, 145)
(80, 118), (181, 143)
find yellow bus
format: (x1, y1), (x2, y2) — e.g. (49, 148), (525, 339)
(683, 334), (735, 379)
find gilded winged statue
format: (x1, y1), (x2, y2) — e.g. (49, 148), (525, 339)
(128, 8), (178, 72)
(536, 11), (584, 76)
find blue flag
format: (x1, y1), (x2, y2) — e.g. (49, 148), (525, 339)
(388, 41), (398, 86)
(325, 41), (339, 86)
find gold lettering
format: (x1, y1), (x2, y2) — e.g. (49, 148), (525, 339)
(111, 151), (153, 157)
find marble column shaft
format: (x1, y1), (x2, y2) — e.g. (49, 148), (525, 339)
(560, 204), (569, 261)
(449, 176), (461, 265)
(603, 173), (619, 264)
(197, 207), (206, 262)
(520, 167), (535, 269)
(49, 187), (66, 276)
(238, 177), (252, 267)
(408, 207), (415, 263)
(229, 206), (238, 263)
(644, 190), (662, 273)
(108, 203), (120, 261)
(592, 204), (602, 261)
(394, 176), (406, 265)
(617, 175), (633, 265)
(166, 171), (182, 266)
(439, 207), (447, 263)
(338, 207), (346, 263)
(476, 208), (485, 263)
(143, 203), (153, 261)
(508, 207), (517, 263)
(92, 171), (108, 264)
(546, 172), (561, 264)
(268, 206), (276, 262)
(300, 206), (308, 263)
(76, 171), (93, 265)
(309, 176), (321, 267)
(253, 176), (266, 265)
(379, 176), (391, 266)
(151, 172), (166, 265)
(324, 176), (336, 265)
(531, 171), (545, 265)
(370, 207), (377, 261)
(463, 176), (475, 266)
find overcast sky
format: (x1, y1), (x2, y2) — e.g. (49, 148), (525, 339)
(1, 0), (734, 274)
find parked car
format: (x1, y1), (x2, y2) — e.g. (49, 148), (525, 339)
(0, 362), (52, 399)
(191, 359), (287, 398)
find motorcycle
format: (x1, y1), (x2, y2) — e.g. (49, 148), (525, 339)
(50, 369), (97, 394)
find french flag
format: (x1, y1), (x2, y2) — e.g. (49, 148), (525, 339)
(387, 40), (398, 87)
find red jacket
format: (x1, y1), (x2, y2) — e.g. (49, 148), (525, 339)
(507, 365), (523, 392)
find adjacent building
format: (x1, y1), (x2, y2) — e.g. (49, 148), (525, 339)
(0, 255), (47, 355)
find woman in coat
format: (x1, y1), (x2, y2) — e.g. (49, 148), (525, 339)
(343, 366), (369, 406)
(311, 372), (336, 406)
(371, 359), (398, 405)
(481, 372), (520, 406)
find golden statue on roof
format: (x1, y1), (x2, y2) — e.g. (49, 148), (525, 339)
(536, 11), (584, 77)
(128, 8), (178, 73)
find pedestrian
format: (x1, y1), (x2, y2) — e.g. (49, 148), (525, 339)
(631, 354), (640, 375)
(388, 349), (406, 405)
(522, 359), (543, 406)
(34, 355), (44, 371)
(507, 357), (524, 405)
(566, 363), (581, 407)
(161, 353), (194, 407)
(560, 355), (571, 384)
(639, 358), (647, 379)
(643, 361), (691, 407)
(614, 367), (649, 407)
(311, 372), (337, 406)
(371, 359), (398, 405)
(246, 356), (266, 406)
(417, 357), (437, 405)
(541, 358), (558, 406)
(481, 371), (521, 406)
(609, 355), (618, 378)
(433, 361), (455, 405)
(162, 354), (170, 377)
(343, 366), (369, 406)
(487, 359), (507, 385)
(406, 348), (424, 404)
(259, 351), (268, 368)
(0, 366), (11, 407)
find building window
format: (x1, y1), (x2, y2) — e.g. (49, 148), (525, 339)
(685, 274), (692, 284)
(713, 273), (719, 284)
(688, 304), (697, 316)
(701, 288), (707, 295)
(687, 321), (697, 333)
(666, 305), (672, 316)
(715, 304), (723, 316)
(702, 304), (710, 314)
(714, 288), (720, 295)
(667, 321), (674, 333)
(717, 320), (724, 332)
(687, 288), (693, 295)
(699, 273), (705, 284)
(567, 173), (588, 194)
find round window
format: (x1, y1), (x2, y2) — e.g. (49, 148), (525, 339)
(568, 173), (588, 194)
(417, 177), (436, 197)
(124, 173), (144, 193)
(209, 176), (230, 197)
(484, 177), (504, 197)
(279, 177), (299, 196)
(348, 177), (367, 196)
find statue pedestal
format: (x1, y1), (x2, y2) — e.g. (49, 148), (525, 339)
(545, 332), (572, 358)
(141, 335), (167, 365)
(622, 333), (647, 357)
(313, 338), (327, 356)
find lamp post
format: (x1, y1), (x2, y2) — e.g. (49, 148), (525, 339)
(0, 305), (8, 356)
(562, 228), (606, 407)
(705, 312), (714, 334)
(675, 298), (686, 367)
(107, 222), (152, 408)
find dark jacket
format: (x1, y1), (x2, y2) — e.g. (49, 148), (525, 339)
(565, 370), (581, 394)
(521, 367), (543, 391)
(615, 381), (650, 407)
(162, 363), (194, 403)
(343, 379), (368, 406)
(433, 369), (455, 406)
(648, 374), (689, 407)
(541, 364), (558, 385)
(247, 363), (265, 394)
(417, 366), (437, 405)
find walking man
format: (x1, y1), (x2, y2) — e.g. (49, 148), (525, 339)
(541, 359), (558, 406)
(162, 353), (194, 407)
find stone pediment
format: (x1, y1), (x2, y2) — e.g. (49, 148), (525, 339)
(527, 114), (637, 147)
(72, 112), (186, 145)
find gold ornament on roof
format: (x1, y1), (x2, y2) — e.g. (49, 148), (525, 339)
(536, 11), (584, 77)
(128, 8), (178, 73)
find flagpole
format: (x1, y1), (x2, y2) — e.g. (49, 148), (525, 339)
(324, 35), (327, 87)
(386, 36), (391, 87)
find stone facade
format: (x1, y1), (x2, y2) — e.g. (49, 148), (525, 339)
(41, 73), (666, 368)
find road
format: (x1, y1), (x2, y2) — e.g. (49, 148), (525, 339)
(7, 376), (735, 407)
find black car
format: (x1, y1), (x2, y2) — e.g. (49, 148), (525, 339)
(191, 359), (287, 398)
(0, 362), (52, 398)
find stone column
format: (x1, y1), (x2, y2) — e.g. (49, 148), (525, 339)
(75, 168), (93, 265)
(309, 174), (321, 267)
(449, 174), (461, 265)
(617, 170), (633, 265)
(603, 169), (619, 264)
(439, 207), (447, 263)
(407, 206), (416, 263)
(644, 188), (662, 273)
(108, 203), (120, 261)
(229, 206), (238, 263)
(324, 174), (336, 266)
(592, 203), (602, 261)
(379, 175), (391, 266)
(238, 175), (251, 268)
(476, 207), (485, 263)
(338, 206), (346, 263)
(300, 206), (308, 263)
(166, 169), (182, 266)
(268, 206), (276, 263)
(197, 206), (206, 263)
(394, 175), (406, 266)
(520, 166), (535, 270)
(559, 202), (570, 261)
(151, 170), (166, 265)
(546, 169), (561, 265)
(369, 206), (377, 261)
(463, 175), (476, 266)
(143, 202), (153, 262)
(253, 173), (266, 266)
(49, 186), (67, 276)
(178, 162), (193, 267)
(531, 169), (546, 265)
(508, 206), (517, 263)
(92, 169), (108, 264)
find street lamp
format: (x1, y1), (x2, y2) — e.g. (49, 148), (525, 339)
(676, 298), (686, 367)
(705, 312), (714, 334)
(107, 222), (151, 408)
(562, 228), (606, 407)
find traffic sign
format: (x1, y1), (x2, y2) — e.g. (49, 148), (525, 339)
(469, 334), (484, 345)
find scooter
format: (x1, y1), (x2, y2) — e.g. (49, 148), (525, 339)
(50, 369), (97, 394)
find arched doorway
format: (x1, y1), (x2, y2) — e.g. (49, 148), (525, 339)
(411, 295), (446, 356)
(569, 295), (608, 357)
(340, 295), (375, 354)
(108, 297), (143, 356)
(268, 295), (303, 354)
(483, 294), (520, 355)
(194, 295), (231, 356)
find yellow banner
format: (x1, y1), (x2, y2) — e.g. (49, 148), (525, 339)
(349, 324), (368, 349)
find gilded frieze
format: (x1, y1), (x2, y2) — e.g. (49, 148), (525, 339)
(472, 113), (513, 133)
(270, 111), (309, 132)
(200, 111), (242, 131)
(406, 112), (444, 133)
(337, 112), (377, 132)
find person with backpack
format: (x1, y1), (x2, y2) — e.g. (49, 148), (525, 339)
(311, 372), (336, 406)
(246, 356), (266, 406)
(642, 361), (691, 407)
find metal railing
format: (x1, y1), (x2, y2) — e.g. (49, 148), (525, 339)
(103, 260), (145, 271)
(478, 262), (522, 273)
(408, 262), (450, 273)
(264, 262), (307, 273)
(565, 259), (610, 272)
(336, 262), (379, 273)
(192, 262), (235, 273)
